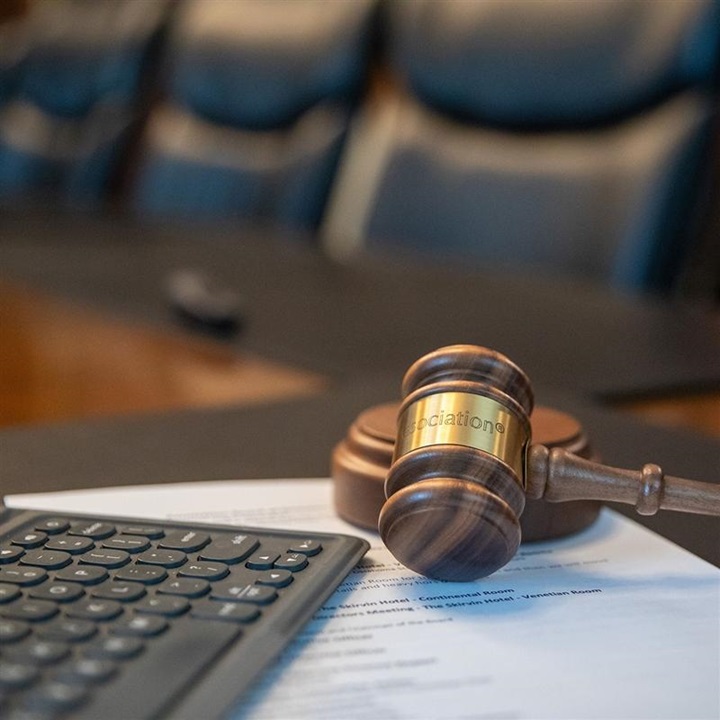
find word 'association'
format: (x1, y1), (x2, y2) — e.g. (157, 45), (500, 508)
(403, 409), (506, 436)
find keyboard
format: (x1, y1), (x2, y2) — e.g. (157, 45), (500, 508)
(0, 507), (369, 719)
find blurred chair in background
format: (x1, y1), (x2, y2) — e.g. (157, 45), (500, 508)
(0, 0), (170, 206)
(0, 0), (717, 298)
(131, 0), (377, 232)
(322, 0), (720, 295)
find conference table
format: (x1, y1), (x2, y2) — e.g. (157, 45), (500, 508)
(0, 209), (718, 566)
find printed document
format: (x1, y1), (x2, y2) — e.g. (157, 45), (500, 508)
(8, 479), (719, 720)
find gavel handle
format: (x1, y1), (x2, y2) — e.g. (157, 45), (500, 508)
(526, 444), (720, 516)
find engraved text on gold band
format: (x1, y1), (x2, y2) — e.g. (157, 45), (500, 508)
(394, 392), (529, 483)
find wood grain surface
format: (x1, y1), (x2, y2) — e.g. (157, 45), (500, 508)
(0, 282), (324, 426)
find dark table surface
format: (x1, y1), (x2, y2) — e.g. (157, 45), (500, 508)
(0, 210), (719, 398)
(0, 210), (718, 566)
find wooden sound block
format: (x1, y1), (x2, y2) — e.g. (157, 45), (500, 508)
(332, 403), (397, 531)
(332, 402), (601, 542)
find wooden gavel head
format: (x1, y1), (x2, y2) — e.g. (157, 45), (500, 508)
(379, 345), (534, 582)
(376, 344), (720, 582)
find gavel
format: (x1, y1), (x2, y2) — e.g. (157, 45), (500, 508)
(334, 345), (720, 582)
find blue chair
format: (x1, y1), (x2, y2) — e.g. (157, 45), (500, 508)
(0, 0), (170, 206)
(132, 0), (377, 232)
(323, 0), (720, 293)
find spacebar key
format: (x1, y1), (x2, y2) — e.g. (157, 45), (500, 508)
(73, 617), (243, 720)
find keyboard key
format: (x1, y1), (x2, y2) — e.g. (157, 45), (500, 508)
(22, 680), (88, 714)
(68, 522), (116, 540)
(114, 566), (168, 585)
(0, 566), (47, 585)
(0, 619), (30, 642)
(55, 566), (108, 585)
(274, 553), (309, 572)
(28, 582), (84, 603)
(78, 549), (131, 569)
(36, 618), (97, 643)
(0, 661), (39, 690)
(190, 600), (259, 623)
(53, 658), (117, 685)
(136, 549), (187, 568)
(199, 535), (259, 564)
(158, 530), (210, 553)
(120, 525), (164, 540)
(45, 535), (95, 554)
(5, 639), (70, 665)
(0, 599), (58, 622)
(65, 599), (123, 622)
(91, 582), (146, 603)
(288, 539), (322, 556)
(135, 596), (189, 617)
(0, 546), (24, 564)
(111, 615), (168, 638)
(211, 582), (277, 605)
(156, 577), (209, 598)
(0, 585), (22, 603)
(19, 549), (72, 570)
(177, 562), (228, 581)
(255, 569), (294, 588)
(102, 535), (151, 553)
(246, 551), (279, 570)
(83, 636), (145, 661)
(33, 518), (70, 535)
(11, 532), (47, 549)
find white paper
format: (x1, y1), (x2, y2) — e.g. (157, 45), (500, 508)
(7, 479), (720, 720)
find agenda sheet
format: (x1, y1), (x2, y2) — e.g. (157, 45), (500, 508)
(9, 479), (719, 720)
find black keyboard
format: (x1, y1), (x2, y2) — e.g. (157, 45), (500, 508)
(0, 507), (369, 719)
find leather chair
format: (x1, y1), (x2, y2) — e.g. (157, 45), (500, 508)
(132, 0), (377, 232)
(0, 0), (169, 205)
(322, 0), (720, 294)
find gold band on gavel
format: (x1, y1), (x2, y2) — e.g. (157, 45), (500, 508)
(394, 392), (530, 484)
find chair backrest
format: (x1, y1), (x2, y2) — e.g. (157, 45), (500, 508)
(323, 0), (720, 293)
(132, 0), (377, 231)
(0, 0), (169, 205)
